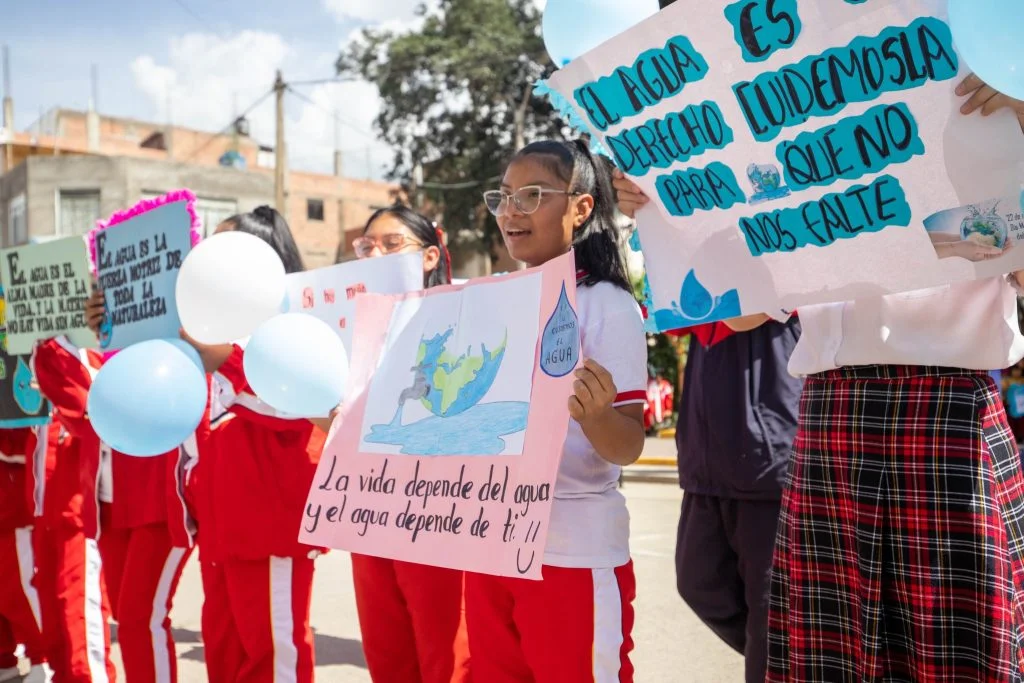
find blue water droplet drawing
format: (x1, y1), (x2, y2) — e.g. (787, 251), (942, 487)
(13, 357), (43, 415)
(539, 282), (579, 378)
(649, 270), (743, 332)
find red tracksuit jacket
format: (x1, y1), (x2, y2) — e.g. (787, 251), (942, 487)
(194, 345), (325, 562)
(31, 337), (196, 545)
(0, 428), (35, 533)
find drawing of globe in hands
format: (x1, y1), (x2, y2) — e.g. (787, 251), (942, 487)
(418, 328), (508, 418)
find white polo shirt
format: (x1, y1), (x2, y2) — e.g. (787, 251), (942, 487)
(789, 277), (1024, 376)
(543, 281), (647, 569)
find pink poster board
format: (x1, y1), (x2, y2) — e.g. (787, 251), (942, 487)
(300, 251), (578, 579)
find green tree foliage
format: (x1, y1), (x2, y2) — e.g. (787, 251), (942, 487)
(338, 0), (566, 255)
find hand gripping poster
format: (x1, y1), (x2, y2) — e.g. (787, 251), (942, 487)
(300, 251), (579, 579)
(544, 0), (1024, 330)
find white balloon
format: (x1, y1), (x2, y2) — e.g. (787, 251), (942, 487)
(176, 232), (287, 345)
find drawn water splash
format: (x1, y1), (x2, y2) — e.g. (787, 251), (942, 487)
(13, 357), (44, 415)
(747, 163), (791, 206)
(533, 80), (610, 157)
(649, 270), (742, 332)
(540, 283), (579, 377)
(366, 401), (530, 455)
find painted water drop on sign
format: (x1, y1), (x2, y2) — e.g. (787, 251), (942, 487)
(539, 282), (579, 378)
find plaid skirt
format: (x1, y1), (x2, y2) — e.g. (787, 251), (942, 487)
(766, 366), (1024, 682)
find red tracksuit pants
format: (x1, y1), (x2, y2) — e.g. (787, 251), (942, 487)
(99, 524), (191, 683)
(465, 562), (636, 683)
(34, 524), (116, 683)
(201, 556), (315, 683)
(351, 554), (471, 683)
(0, 528), (43, 668)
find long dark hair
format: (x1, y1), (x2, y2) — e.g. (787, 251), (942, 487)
(363, 204), (451, 289)
(513, 139), (631, 291)
(222, 206), (305, 274)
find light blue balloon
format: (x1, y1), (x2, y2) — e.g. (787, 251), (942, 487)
(543, 0), (659, 66)
(87, 339), (208, 457)
(243, 313), (349, 417)
(949, 0), (1024, 100)
(165, 338), (205, 372)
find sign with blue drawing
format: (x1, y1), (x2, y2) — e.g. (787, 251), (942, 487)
(545, 0), (1024, 331)
(0, 289), (49, 428)
(301, 252), (577, 579)
(90, 191), (201, 350)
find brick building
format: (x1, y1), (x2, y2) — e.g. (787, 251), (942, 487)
(0, 107), (399, 268)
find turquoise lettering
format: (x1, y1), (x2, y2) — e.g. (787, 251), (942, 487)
(655, 162), (746, 217)
(775, 102), (924, 191)
(739, 175), (911, 255)
(732, 17), (957, 141)
(607, 101), (734, 176)
(724, 0), (802, 63)
(573, 36), (709, 131)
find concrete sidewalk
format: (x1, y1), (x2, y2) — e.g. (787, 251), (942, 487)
(109, 441), (744, 682)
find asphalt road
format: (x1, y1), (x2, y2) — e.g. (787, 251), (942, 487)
(107, 439), (744, 682)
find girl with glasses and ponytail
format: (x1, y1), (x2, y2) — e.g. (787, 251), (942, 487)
(466, 140), (646, 682)
(350, 204), (470, 683)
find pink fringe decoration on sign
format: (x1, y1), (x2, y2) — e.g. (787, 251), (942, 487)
(86, 189), (203, 273)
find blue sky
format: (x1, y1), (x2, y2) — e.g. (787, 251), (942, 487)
(4, 0), (427, 178)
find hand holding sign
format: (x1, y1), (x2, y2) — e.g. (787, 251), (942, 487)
(568, 359), (616, 423)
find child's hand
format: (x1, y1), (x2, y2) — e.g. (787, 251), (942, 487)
(179, 328), (234, 374)
(85, 289), (105, 336)
(611, 168), (649, 219)
(957, 73), (1024, 129)
(568, 359), (617, 423)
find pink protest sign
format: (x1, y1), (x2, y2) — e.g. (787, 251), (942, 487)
(300, 251), (578, 579)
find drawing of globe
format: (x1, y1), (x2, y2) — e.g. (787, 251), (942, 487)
(416, 329), (508, 418)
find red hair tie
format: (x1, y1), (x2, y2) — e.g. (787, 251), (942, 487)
(435, 226), (453, 283)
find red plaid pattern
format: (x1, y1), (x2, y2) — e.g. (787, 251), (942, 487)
(767, 365), (1024, 682)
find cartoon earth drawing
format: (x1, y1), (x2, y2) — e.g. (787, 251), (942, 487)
(747, 163), (791, 205)
(961, 203), (1008, 249)
(413, 328), (508, 418)
(365, 326), (527, 456)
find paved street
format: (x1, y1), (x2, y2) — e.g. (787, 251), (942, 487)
(109, 439), (744, 682)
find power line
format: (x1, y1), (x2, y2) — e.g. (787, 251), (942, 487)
(168, 0), (206, 23)
(182, 88), (275, 162)
(285, 85), (379, 144)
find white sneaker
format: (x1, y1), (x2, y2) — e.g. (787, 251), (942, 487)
(0, 668), (18, 683)
(22, 664), (52, 683)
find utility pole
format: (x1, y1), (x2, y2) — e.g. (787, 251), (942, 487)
(274, 70), (287, 216)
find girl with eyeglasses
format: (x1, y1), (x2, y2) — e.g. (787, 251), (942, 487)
(467, 140), (646, 682)
(348, 204), (472, 683)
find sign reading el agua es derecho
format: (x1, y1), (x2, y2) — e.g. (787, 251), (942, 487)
(547, 0), (1024, 331)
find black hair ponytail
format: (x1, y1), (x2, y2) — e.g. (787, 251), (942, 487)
(514, 139), (632, 292)
(222, 206), (305, 274)
(363, 203), (452, 289)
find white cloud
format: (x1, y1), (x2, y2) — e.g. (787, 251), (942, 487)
(131, 30), (392, 179)
(322, 0), (422, 24)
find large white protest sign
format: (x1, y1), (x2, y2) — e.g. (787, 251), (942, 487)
(546, 0), (1024, 330)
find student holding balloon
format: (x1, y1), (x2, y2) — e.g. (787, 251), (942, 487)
(346, 204), (473, 683)
(180, 206), (324, 683)
(465, 140), (646, 682)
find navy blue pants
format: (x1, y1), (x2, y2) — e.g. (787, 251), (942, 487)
(676, 494), (781, 683)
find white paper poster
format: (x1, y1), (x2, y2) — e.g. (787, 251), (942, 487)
(546, 0), (1024, 330)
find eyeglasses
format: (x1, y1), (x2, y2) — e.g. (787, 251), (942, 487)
(352, 234), (423, 258)
(482, 186), (574, 217)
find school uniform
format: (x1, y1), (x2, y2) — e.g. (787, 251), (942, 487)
(673, 318), (801, 683)
(0, 427), (44, 671)
(465, 278), (647, 683)
(194, 345), (323, 683)
(767, 278), (1024, 682)
(31, 338), (116, 683)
